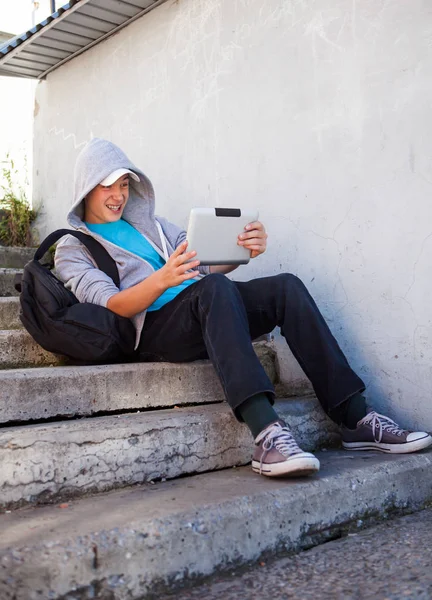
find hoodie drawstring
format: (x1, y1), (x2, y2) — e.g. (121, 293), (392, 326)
(156, 221), (169, 262)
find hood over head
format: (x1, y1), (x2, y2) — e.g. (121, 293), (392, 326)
(68, 137), (158, 240)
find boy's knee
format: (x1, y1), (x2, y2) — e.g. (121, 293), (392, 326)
(276, 273), (305, 291)
(194, 273), (237, 309)
(197, 273), (238, 303)
(270, 274), (310, 304)
(202, 273), (234, 290)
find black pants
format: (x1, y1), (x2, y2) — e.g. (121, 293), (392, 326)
(137, 273), (365, 419)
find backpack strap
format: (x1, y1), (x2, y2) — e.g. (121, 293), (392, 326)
(34, 229), (121, 287)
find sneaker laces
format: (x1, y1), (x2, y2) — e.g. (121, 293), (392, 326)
(257, 422), (302, 474)
(359, 411), (406, 442)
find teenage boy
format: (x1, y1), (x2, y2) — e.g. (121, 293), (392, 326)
(55, 138), (432, 478)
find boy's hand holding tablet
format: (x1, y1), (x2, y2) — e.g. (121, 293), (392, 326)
(238, 219), (267, 259)
(185, 208), (266, 265)
(159, 241), (200, 288)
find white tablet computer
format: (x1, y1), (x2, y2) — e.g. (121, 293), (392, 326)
(186, 207), (259, 265)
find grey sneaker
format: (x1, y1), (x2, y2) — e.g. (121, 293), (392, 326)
(342, 411), (432, 454)
(252, 420), (320, 477)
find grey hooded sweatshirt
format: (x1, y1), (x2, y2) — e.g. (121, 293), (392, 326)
(55, 138), (210, 347)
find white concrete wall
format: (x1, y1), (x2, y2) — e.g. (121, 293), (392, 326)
(0, 78), (35, 201)
(0, 0), (54, 202)
(33, 0), (432, 429)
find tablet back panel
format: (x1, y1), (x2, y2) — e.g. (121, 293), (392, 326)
(186, 207), (259, 265)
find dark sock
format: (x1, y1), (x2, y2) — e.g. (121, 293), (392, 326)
(237, 393), (279, 439)
(338, 393), (368, 429)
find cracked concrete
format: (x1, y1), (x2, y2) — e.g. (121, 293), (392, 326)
(1, 450), (431, 600)
(0, 397), (339, 509)
(0, 361), (226, 423)
(0, 342), (276, 423)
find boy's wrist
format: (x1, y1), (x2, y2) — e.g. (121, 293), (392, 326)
(151, 268), (169, 293)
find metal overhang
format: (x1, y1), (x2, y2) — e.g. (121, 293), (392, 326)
(0, 0), (169, 79)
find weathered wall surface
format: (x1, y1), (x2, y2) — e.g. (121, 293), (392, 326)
(33, 0), (432, 429)
(0, 0), (53, 200)
(0, 76), (35, 201)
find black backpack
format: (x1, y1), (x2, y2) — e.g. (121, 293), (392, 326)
(15, 229), (136, 363)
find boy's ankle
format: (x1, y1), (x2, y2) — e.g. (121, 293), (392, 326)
(330, 392), (368, 429)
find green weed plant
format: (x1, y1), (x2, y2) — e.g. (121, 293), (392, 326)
(0, 155), (36, 247)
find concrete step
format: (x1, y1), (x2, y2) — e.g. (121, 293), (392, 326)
(0, 328), (277, 372)
(0, 361), (225, 424)
(0, 246), (35, 269)
(0, 397), (339, 510)
(0, 329), (64, 369)
(0, 268), (21, 297)
(1, 449), (431, 600)
(0, 343), (276, 424)
(0, 297), (21, 329)
(0, 247), (51, 269)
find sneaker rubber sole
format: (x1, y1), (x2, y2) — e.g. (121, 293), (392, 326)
(342, 435), (432, 454)
(252, 455), (320, 477)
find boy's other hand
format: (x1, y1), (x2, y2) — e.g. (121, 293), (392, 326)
(238, 221), (267, 259)
(159, 241), (200, 289)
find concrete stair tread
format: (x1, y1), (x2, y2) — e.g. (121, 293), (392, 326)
(0, 268), (22, 297)
(0, 329), (65, 368)
(1, 449), (431, 599)
(0, 246), (37, 268)
(0, 297), (21, 330)
(0, 360), (226, 423)
(0, 342), (276, 424)
(0, 397), (340, 509)
(0, 329), (277, 371)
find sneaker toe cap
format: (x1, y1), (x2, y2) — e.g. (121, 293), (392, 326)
(286, 452), (320, 468)
(294, 453), (321, 468)
(406, 431), (432, 443)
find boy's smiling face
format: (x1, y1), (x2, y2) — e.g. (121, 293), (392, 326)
(84, 174), (130, 224)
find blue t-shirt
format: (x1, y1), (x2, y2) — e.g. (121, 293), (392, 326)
(85, 219), (197, 311)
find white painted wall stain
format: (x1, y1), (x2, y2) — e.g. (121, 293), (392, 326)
(33, 0), (432, 429)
